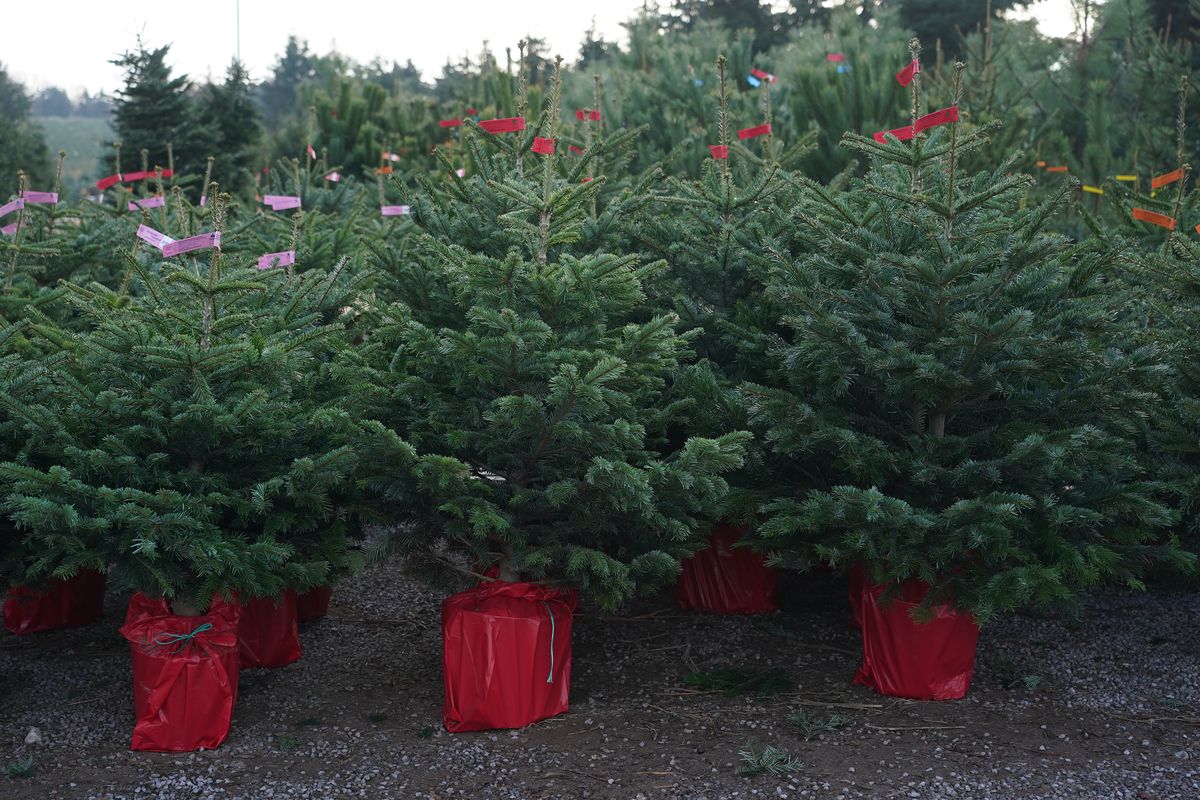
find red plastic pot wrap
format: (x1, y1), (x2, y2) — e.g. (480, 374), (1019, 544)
(296, 585), (332, 623)
(676, 524), (777, 614)
(442, 581), (578, 733)
(119, 593), (241, 752)
(3, 569), (107, 635)
(237, 590), (301, 668)
(853, 580), (980, 700)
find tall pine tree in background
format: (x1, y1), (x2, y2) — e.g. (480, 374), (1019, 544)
(745, 59), (1191, 620)
(0, 64), (50, 191)
(198, 60), (262, 196)
(109, 42), (213, 179)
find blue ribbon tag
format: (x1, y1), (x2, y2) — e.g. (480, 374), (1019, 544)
(152, 622), (213, 654)
(747, 75), (762, 88)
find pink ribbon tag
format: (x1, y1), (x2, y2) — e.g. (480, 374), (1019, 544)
(381, 205), (410, 216)
(263, 195), (301, 210)
(325, 171), (340, 182)
(383, 152), (401, 162)
(21, 191), (58, 204)
(1, 221), (23, 236)
(128, 196), (166, 211)
(0, 198), (24, 218)
(199, 195), (207, 207)
(162, 232), (220, 258)
(307, 144), (317, 160)
(257, 250), (296, 270)
(455, 168), (466, 178)
(136, 224), (176, 250)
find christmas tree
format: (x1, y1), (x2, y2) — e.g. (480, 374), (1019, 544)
(345, 59), (750, 609)
(109, 41), (214, 183)
(745, 56), (1191, 620)
(0, 189), (399, 612)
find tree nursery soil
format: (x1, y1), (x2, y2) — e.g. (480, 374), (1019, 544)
(1, 566), (1197, 799)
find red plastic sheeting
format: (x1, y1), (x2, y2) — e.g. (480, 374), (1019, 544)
(677, 524), (777, 614)
(853, 580), (979, 700)
(443, 581), (578, 733)
(3, 569), (107, 635)
(296, 585), (332, 623)
(120, 593), (241, 752)
(237, 590), (301, 668)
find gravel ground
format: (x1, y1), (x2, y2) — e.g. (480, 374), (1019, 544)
(1, 565), (1197, 799)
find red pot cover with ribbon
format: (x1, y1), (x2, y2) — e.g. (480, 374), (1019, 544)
(237, 590), (301, 668)
(442, 581), (578, 733)
(3, 569), (107, 635)
(119, 593), (241, 752)
(296, 585), (332, 623)
(676, 524), (777, 614)
(853, 580), (980, 700)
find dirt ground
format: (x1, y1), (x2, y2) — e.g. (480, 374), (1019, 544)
(1, 566), (1197, 799)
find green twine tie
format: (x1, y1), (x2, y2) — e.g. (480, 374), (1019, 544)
(153, 622), (213, 654)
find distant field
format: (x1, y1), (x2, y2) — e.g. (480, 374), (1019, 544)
(35, 116), (113, 199)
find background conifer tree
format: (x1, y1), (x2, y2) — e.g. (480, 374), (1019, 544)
(109, 41), (214, 180)
(198, 60), (262, 197)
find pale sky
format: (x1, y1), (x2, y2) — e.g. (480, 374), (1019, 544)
(3, 0), (1075, 96)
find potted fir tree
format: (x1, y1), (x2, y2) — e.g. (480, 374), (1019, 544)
(343, 61), (749, 731)
(0, 190), (391, 749)
(744, 60), (1187, 699)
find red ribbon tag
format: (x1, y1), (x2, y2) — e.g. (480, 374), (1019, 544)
(123, 171), (148, 182)
(466, 108), (478, 116)
(97, 173), (122, 191)
(440, 118), (463, 128)
(750, 68), (779, 82)
(1151, 168), (1184, 190)
(915, 105), (959, 133)
(532, 137), (556, 154)
(896, 59), (919, 86)
(1132, 207), (1176, 230)
(479, 117), (526, 133)
(575, 109), (601, 121)
(873, 105), (958, 143)
(709, 145), (729, 159)
(568, 145), (584, 154)
(1045, 166), (1069, 173)
(737, 123), (772, 140)
(826, 53), (846, 63)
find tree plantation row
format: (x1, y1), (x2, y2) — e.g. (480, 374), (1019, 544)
(1, 39), (1198, 750)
